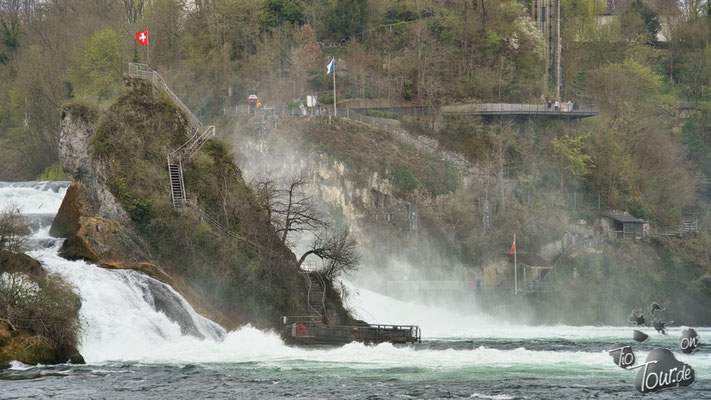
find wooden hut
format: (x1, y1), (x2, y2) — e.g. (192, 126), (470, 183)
(601, 212), (647, 239)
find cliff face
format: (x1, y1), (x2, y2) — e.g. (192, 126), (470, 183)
(231, 116), (490, 289)
(58, 104), (130, 226)
(229, 115), (711, 325)
(53, 79), (348, 331)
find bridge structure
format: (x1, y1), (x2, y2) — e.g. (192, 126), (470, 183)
(345, 103), (599, 120)
(228, 102), (600, 120)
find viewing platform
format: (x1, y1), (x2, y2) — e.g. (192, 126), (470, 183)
(282, 317), (421, 345)
(226, 101), (599, 120)
(439, 103), (599, 119)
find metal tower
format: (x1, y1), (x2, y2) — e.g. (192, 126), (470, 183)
(532, 0), (561, 100)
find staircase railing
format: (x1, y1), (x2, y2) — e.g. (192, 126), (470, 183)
(171, 125), (215, 159)
(129, 63), (216, 211)
(167, 155), (187, 209)
(301, 272), (322, 319)
(301, 271), (328, 323)
(129, 63), (202, 131)
(314, 270), (328, 323)
(552, 233), (605, 270)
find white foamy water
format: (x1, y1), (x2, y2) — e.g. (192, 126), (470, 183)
(5, 180), (709, 379)
(345, 285), (696, 341)
(0, 181), (69, 214)
(31, 239), (225, 362)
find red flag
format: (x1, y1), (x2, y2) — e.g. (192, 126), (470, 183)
(135, 30), (148, 45)
(509, 234), (516, 255)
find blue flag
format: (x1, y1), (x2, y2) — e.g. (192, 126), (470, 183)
(327, 58), (334, 74)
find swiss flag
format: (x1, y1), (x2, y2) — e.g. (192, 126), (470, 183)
(509, 234), (516, 255)
(135, 30), (148, 45)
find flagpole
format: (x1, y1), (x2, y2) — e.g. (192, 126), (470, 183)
(332, 60), (337, 116)
(147, 43), (150, 66)
(514, 233), (518, 295)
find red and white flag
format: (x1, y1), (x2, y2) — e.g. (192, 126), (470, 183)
(509, 234), (516, 255)
(135, 30), (148, 45)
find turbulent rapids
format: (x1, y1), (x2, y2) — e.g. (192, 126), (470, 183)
(1, 181), (708, 399)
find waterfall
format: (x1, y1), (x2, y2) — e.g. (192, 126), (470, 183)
(2, 181), (225, 363)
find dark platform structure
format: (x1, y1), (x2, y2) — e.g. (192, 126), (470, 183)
(283, 271), (421, 346)
(282, 318), (421, 345)
(345, 103), (599, 121)
(439, 103), (599, 119)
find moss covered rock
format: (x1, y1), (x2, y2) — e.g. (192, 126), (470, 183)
(0, 251), (84, 365)
(0, 321), (84, 365)
(50, 181), (96, 238)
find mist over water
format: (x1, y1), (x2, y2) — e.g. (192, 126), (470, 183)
(2, 182), (709, 399)
(0, 181), (68, 214)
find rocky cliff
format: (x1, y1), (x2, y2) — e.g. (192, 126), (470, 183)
(53, 79), (351, 331)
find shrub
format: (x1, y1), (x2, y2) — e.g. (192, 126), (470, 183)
(0, 204), (30, 253)
(36, 163), (70, 181)
(390, 164), (418, 192)
(367, 109), (385, 118)
(0, 268), (80, 349)
(321, 93), (334, 105)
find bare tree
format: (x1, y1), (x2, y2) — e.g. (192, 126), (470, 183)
(297, 228), (360, 280)
(266, 173), (326, 246)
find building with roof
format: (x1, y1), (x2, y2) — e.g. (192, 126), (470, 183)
(601, 212), (648, 239)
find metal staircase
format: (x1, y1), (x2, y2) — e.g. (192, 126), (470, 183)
(128, 63), (301, 268)
(128, 63), (215, 210)
(302, 271), (328, 323)
(168, 158), (186, 209)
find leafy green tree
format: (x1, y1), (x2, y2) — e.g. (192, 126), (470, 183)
(325, 0), (369, 39)
(0, 16), (20, 65)
(0, 204), (30, 253)
(383, 0), (419, 25)
(561, 0), (606, 40)
(552, 133), (593, 191)
(73, 28), (125, 102)
(587, 58), (666, 118)
(142, 0), (184, 66)
(622, 0), (661, 43)
(264, 0), (306, 27)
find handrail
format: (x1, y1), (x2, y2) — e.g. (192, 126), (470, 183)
(292, 320), (421, 343)
(189, 202), (296, 265)
(313, 270), (328, 323)
(552, 233), (604, 269)
(651, 223), (698, 237)
(301, 272), (323, 319)
(128, 63), (203, 131)
(440, 102), (600, 115)
(171, 125), (215, 159)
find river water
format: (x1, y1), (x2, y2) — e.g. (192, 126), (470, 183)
(1, 182), (709, 399)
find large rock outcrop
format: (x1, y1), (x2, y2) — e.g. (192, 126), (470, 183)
(58, 104), (130, 226)
(53, 81), (345, 332)
(50, 181), (235, 330)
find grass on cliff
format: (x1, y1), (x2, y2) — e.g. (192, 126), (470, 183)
(81, 79), (319, 327)
(294, 117), (458, 199)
